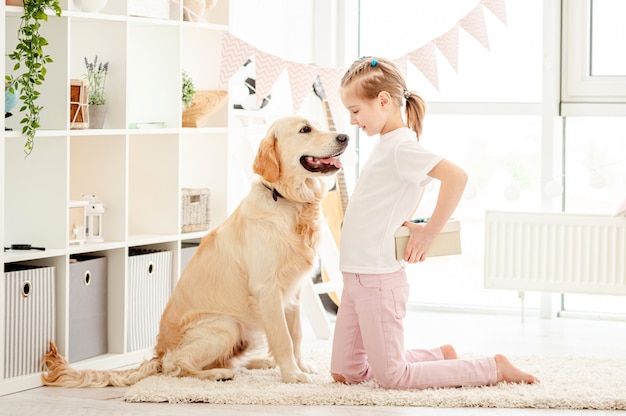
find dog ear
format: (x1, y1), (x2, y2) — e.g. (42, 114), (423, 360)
(253, 135), (281, 182)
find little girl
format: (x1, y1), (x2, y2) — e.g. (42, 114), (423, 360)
(330, 56), (537, 390)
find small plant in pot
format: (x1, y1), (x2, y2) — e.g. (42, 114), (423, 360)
(84, 55), (109, 128)
(182, 71), (196, 109)
(5, 0), (62, 156)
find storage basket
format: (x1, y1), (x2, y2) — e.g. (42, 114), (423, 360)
(68, 255), (107, 363)
(127, 248), (172, 352)
(181, 188), (210, 233)
(180, 242), (199, 272)
(4, 264), (55, 378)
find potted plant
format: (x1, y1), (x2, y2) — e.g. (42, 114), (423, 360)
(84, 55), (109, 129)
(182, 71), (196, 108)
(5, 0), (62, 156)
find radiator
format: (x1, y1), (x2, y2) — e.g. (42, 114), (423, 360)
(484, 211), (626, 295)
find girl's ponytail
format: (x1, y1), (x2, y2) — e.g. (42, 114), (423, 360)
(405, 92), (426, 139)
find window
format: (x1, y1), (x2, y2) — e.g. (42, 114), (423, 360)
(562, 0), (626, 114)
(563, 117), (626, 215)
(353, 1), (546, 309)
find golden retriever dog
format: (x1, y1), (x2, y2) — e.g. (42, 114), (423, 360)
(41, 116), (348, 387)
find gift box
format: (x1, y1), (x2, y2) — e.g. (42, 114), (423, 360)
(394, 219), (461, 261)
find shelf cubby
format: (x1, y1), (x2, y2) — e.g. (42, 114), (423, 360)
(2, 0), (234, 396)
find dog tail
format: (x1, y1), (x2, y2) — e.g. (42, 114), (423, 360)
(41, 341), (161, 387)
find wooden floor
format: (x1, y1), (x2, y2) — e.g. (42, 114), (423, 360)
(1, 308), (625, 415)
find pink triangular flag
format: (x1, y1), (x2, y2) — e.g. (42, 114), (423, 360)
(393, 55), (409, 79)
(460, 4), (490, 51)
(481, 0), (507, 25)
(407, 43), (439, 91)
(254, 51), (287, 106)
(433, 25), (459, 72)
(317, 67), (346, 126)
(287, 62), (318, 114)
(218, 32), (255, 89)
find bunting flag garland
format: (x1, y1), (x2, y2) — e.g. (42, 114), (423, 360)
(213, 0), (506, 114)
(254, 52), (288, 107)
(408, 43), (439, 92)
(218, 32), (255, 89)
(433, 25), (460, 73)
(460, 4), (491, 51)
(482, 0), (508, 24)
(286, 62), (319, 116)
(316, 67), (348, 125)
(393, 55), (409, 80)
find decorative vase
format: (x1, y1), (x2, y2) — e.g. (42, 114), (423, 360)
(5, 83), (18, 114)
(72, 0), (108, 13)
(88, 104), (107, 129)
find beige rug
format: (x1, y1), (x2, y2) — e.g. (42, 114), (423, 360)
(124, 350), (626, 409)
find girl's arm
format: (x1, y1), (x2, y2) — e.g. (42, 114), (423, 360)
(403, 159), (467, 263)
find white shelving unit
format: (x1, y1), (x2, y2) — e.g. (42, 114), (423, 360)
(1, 0), (235, 396)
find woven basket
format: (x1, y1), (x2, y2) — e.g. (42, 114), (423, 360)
(181, 188), (210, 233)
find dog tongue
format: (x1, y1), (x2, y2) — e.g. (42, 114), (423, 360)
(320, 157), (342, 169)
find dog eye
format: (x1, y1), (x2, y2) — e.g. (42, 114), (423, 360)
(299, 125), (312, 133)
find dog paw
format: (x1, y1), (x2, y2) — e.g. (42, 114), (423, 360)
(245, 357), (276, 370)
(281, 371), (312, 384)
(298, 360), (317, 374)
(204, 368), (235, 381)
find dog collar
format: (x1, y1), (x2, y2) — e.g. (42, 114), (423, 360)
(262, 182), (283, 201)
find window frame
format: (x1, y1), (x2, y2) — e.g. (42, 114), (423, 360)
(561, 0), (626, 115)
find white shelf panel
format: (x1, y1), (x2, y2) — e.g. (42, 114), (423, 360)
(2, 0), (233, 396)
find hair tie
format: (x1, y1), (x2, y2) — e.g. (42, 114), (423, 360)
(404, 90), (410, 99)
(371, 59), (378, 67)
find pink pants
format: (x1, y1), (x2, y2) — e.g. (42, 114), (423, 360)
(330, 269), (497, 390)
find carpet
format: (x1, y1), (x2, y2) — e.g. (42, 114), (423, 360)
(124, 350), (626, 409)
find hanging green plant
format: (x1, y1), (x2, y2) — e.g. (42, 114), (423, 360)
(5, 0), (62, 157)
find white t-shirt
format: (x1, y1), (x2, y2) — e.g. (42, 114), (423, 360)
(339, 127), (443, 274)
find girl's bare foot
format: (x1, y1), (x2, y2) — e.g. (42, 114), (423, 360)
(331, 372), (346, 383)
(440, 344), (458, 360)
(494, 354), (539, 384)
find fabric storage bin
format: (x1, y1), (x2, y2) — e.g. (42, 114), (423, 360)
(4, 264), (55, 378)
(180, 242), (199, 272)
(181, 188), (210, 233)
(68, 255), (107, 363)
(127, 248), (172, 352)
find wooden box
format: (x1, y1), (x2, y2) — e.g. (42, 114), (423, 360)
(394, 219), (461, 260)
(182, 90), (228, 127)
(70, 79), (89, 129)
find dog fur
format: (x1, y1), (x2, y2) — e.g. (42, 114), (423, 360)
(41, 116), (348, 387)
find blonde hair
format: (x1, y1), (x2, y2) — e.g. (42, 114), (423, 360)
(341, 56), (426, 139)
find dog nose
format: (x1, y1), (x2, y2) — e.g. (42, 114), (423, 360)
(336, 134), (349, 143)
